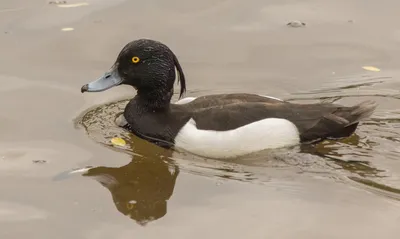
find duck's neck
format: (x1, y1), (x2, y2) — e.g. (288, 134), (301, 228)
(135, 87), (173, 111)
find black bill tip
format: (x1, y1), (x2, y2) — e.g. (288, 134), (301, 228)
(81, 84), (88, 93)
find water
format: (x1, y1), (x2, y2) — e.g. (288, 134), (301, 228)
(76, 74), (400, 217)
(2, 0), (400, 238)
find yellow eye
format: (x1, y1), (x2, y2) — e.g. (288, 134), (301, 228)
(132, 56), (140, 64)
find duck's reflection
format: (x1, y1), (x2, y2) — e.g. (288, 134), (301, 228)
(300, 134), (384, 177)
(83, 136), (179, 226)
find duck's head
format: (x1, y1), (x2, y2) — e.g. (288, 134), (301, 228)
(81, 39), (186, 99)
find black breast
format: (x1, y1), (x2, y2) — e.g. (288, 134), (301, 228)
(123, 100), (191, 148)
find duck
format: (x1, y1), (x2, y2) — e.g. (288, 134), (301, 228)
(81, 38), (377, 159)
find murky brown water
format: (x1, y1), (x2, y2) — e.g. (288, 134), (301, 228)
(1, 0), (400, 238)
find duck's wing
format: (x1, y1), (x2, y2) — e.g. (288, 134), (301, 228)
(189, 100), (377, 142)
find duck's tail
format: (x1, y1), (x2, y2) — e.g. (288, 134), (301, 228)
(343, 100), (378, 125)
(329, 100), (377, 138)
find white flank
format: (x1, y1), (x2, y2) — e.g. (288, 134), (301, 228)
(174, 118), (300, 158)
(175, 97), (197, 104)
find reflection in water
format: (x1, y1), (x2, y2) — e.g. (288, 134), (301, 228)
(82, 137), (179, 226)
(300, 134), (385, 178)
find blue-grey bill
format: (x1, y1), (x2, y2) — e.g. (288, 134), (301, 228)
(81, 70), (123, 93)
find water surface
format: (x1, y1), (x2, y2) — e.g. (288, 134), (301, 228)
(1, 0), (400, 238)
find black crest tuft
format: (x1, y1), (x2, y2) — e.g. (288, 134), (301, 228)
(172, 53), (186, 99)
